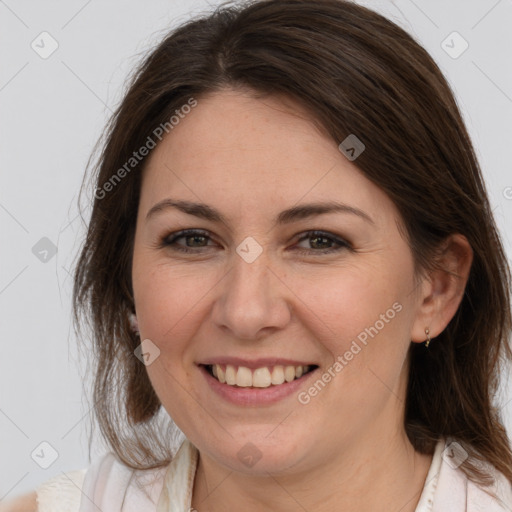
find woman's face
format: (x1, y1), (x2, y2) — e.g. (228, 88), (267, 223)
(132, 88), (427, 475)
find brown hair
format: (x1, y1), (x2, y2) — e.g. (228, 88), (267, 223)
(73, 0), (512, 486)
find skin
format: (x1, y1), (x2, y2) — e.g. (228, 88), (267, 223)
(0, 492), (37, 512)
(131, 88), (473, 512)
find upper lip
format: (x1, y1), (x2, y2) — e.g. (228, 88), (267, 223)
(198, 357), (317, 369)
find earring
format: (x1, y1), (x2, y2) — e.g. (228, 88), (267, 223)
(128, 313), (140, 336)
(425, 328), (431, 348)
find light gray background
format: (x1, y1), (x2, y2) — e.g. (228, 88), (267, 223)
(1, 0), (511, 501)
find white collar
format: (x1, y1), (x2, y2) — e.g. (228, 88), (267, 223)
(157, 438), (198, 512)
(155, 436), (512, 512)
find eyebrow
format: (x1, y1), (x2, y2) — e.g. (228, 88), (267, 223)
(145, 199), (375, 226)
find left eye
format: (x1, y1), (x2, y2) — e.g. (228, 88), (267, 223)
(293, 230), (351, 254)
(161, 229), (351, 255)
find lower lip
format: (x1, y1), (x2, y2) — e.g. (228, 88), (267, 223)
(198, 365), (318, 406)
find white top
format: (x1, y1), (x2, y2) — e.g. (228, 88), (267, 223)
(34, 437), (512, 511)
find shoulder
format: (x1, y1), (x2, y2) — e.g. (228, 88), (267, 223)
(35, 468), (87, 512)
(0, 468), (86, 512)
(79, 451), (170, 511)
(0, 491), (37, 512)
(433, 438), (512, 511)
(466, 464), (512, 511)
(18, 451), (172, 512)
(1, 463), (90, 512)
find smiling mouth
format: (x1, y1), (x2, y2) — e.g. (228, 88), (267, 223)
(202, 363), (318, 388)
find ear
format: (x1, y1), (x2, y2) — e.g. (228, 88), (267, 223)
(410, 233), (473, 344)
(128, 312), (140, 335)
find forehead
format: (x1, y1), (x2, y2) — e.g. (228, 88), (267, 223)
(139, 89), (395, 226)
(146, 90), (333, 174)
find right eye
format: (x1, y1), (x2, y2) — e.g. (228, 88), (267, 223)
(161, 229), (217, 254)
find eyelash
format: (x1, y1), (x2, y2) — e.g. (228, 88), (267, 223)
(160, 229), (352, 255)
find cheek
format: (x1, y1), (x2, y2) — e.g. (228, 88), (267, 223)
(296, 256), (414, 391)
(131, 259), (216, 418)
(294, 262), (408, 349)
(295, 270), (412, 428)
(133, 260), (215, 348)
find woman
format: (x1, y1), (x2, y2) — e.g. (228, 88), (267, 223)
(3, 0), (512, 510)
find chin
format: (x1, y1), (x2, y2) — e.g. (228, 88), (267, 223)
(198, 430), (316, 476)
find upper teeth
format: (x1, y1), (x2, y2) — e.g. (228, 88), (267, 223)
(211, 364), (310, 388)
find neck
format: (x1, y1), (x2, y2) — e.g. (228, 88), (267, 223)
(191, 426), (433, 512)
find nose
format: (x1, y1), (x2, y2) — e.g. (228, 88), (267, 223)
(211, 248), (292, 341)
